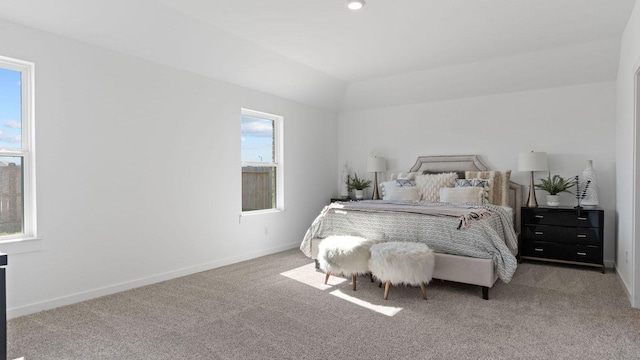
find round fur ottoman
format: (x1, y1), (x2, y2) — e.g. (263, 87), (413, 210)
(369, 242), (435, 300)
(318, 235), (372, 291)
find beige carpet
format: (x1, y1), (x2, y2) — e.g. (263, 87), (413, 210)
(8, 249), (640, 359)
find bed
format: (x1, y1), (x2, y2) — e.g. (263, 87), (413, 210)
(300, 155), (523, 299)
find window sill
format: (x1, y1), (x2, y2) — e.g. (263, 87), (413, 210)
(241, 208), (285, 217)
(0, 237), (43, 254)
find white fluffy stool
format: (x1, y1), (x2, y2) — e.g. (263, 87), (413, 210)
(318, 235), (372, 291)
(369, 242), (435, 300)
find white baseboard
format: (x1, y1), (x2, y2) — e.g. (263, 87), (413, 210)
(7, 242), (300, 319)
(614, 264), (633, 305)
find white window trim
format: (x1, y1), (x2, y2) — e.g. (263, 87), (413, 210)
(0, 55), (38, 248)
(241, 108), (284, 214)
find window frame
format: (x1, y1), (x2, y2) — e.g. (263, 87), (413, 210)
(240, 108), (284, 214)
(0, 55), (37, 242)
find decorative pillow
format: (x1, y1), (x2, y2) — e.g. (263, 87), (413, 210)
(396, 179), (416, 187)
(455, 179), (486, 188)
(415, 172), (458, 202)
(423, 170), (466, 179)
(397, 172), (419, 181)
(439, 187), (485, 204)
(455, 178), (489, 202)
(465, 170), (511, 206)
(379, 180), (397, 198)
(383, 186), (421, 201)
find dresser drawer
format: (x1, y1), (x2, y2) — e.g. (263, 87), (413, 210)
(523, 208), (602, 227)
(522, 225), (601, 245)
(563, 244), (603, 264)
(521, 242), (603, 265)
(522, 224), (568, 243)
(564, 227), (602, 246)
(521, 241), (565, 261)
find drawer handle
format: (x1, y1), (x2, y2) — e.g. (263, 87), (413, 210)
(535, 215), (544, 219)
(578, 217), (587, 221)
(577, 234), (587, 238)
(535, 231), (544, 235)
(534, 248), (544, 252)
(577, 252), (587, 256)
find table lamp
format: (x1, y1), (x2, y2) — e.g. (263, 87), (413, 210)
(518, 151), (548, 207)
(367, 156), (386, 200)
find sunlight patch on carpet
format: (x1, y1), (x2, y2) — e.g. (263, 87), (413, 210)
(280, 262), (346, 290)
(330, 290), (403, 317)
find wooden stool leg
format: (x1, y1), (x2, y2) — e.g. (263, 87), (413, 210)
(420, 283), (427, 300)
(384, 281), (391, 300)
(324, 273), (330, 284)
(352, 274), (357, 291)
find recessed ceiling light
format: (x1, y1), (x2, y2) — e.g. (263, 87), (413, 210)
(347, 0), (365, 10)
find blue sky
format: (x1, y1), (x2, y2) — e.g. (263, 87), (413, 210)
(241, 114), (274, 163)
(0, 67), (22, 165)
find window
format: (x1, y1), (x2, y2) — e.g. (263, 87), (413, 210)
(0, 55), (35, 241)
(241, 108), (283, 213)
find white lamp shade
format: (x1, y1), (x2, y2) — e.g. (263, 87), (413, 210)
(367, 156), (386, 172)
(518, 152), (548, 172)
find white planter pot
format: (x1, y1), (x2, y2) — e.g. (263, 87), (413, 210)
(546, 195), (560, 207)
(354, 189), (364, 199)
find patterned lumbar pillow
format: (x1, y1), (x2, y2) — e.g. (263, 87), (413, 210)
(396, 179), (416, 187)
(455, 179), (486, 188)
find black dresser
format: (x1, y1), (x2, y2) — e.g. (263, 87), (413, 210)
(520, 206), (604, 273)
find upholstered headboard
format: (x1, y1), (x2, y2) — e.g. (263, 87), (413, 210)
(407, 155), (522, 235)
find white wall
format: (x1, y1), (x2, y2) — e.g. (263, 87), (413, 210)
(0, 19), (338, 317)
(338, 82), (617, 266)
(616, 0), (640, 308)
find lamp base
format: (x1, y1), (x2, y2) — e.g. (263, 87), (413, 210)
(372, 172), (380, 200)
(526, 171), (538, 207)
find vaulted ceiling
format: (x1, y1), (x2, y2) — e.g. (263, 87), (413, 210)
(0, 0), (636, 110)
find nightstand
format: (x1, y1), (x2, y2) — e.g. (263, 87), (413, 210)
(520, 206), (604, 273)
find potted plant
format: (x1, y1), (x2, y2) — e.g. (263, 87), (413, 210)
(346, 173), (372, 199)
(534, 173), (576, 206)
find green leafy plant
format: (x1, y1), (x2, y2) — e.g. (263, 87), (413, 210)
(534, 173), (576, 195)
(346, 173), (372, 191)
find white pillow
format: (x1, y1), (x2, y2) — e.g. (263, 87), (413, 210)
(379, 180), (398, 198)
(415, 172), (458, 202)
(439, 187), (485, 204)
(383, 186), (421, 201)
(397, 172), (419, 181)
(455, 178), (491, 202)
(380, 179), (419, 200)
